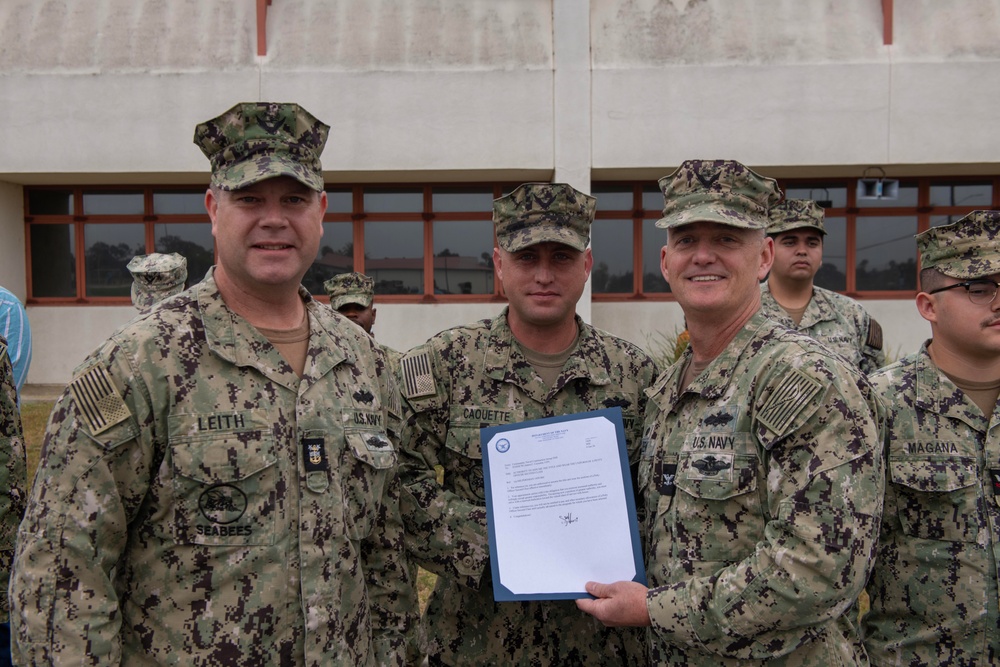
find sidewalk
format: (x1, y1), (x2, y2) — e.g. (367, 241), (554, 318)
(21, 384), (65, 402)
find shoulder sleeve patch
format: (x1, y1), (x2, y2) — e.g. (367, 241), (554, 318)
(866, 319), (883, 351)
(400, 350), (436, 400)
(757, 367), (824, 436)
(70, 363), (132, 436)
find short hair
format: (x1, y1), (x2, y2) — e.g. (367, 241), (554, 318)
(920, 267), (947, 293)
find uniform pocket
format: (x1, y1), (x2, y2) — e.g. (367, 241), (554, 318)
(171, 431), (277, 546)
(443, 424), (486, 503)
(672, 453), (761, 562)
(342, 430), (396, 540)
(890, 457), (981, 543)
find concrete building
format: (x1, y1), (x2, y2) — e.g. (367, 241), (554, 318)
(2, 0), (998, 384)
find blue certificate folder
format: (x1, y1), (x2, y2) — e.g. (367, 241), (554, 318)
(480, 407), (646, 601)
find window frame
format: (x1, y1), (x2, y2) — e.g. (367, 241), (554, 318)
(590, 175), (1000, 302)
(24, 177), (999, 305)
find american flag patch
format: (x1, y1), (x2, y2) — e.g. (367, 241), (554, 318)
(866, 319), (884, 351)
(758, 368), (823, 435)
(401, 350), (436, 399)
(70, 364), (131, 436)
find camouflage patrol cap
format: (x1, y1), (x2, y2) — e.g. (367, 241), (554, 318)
(324, 272), (375, 310)
(193, 102), (329, 191)
(127, 253), (187, 311)
(768, 198), (827, 236)
(655, 159), (781, 230)
(917, 210), (1000, 279)
(494, 183), (595, 252)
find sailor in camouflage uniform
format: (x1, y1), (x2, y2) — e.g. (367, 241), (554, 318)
(127, 252), (188, 313)
(10, 103), (415, 666)
(861, 210), (1000, 666)
(325, 272), (402, 372)
(760, 198), (886, 374)
(398, 183), (658, 665)
(0, 338), (26, 667)
(577, 160), (884, 666)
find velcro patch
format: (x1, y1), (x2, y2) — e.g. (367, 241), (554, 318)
(70, 364), (131, 436)
(401, 350), (436, 399)
(758, 368), (823, 436)
(866, 319), (884, 351)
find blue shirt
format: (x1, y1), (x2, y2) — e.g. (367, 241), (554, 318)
(0, 287), (31, 396)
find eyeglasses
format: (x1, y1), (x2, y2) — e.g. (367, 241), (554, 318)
(927, 279), (1000, 305)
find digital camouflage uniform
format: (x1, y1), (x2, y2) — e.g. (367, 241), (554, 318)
(399, 310), (657, 665)
(10, 273), (415, 666)
(762, 198), (885, 375)
(127, 252), (188, 313)
(399, 182), (657, 665)
(639, 310), (884, 666)
(12, 101), (416, 666)
(0, 337), (27, 625)
(863, 344), (1000, 665)
(639, 160), (883, 665)
(759, 283), (886, 375)
(861, 210), (1000, 665)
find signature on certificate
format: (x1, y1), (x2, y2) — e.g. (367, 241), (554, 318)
(560, 512), (579, 526)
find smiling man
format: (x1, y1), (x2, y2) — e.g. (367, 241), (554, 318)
(11, 103), (415, 666)
(760, 198), (886, 374)
(576, 160), (883, 666)
(861, 210), (1000, 665)
(398, 183), (657, 666)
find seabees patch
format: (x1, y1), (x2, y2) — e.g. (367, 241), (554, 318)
(401, 349), (436, 399)
(757, 367), (823, 435)
(70, 363), (131, 436)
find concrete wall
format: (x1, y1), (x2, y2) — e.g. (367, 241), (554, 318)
(1, 0), (995, 384)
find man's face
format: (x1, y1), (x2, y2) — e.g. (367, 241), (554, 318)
(660, 221), (773, 319)
(770, 229), (823, 283)
(494, 242), (592, 330)
(337, 302), (377, 334)
(919, 272), (1000, 361)
(207, 176), (326, 298)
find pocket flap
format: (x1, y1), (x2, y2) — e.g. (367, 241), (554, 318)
(890, 458), (977, 493)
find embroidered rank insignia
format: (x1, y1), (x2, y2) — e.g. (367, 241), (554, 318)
(0, 340), (7, 364)
(302, 437), (328, 473)
(70, 363), (131, 436)
(758, 367), (823, 436)
(401, 350), (436, 399)
(866, 319), (884, 350)
(655, 460), (677, 496)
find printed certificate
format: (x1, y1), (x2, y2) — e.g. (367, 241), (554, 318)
(480, 407), (645, 601)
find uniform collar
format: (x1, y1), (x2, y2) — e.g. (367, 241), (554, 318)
(484, 307), (612, 402)
(911, 341), (990, 429)
(196, 269), (352, 391)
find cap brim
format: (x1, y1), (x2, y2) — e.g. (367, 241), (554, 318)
(768, 222), (827, 236)
(501, 227), (588, 253)
(655, 201), (767, 230)
(934, 258), (1000, 280)
(330, 295), (373, 310)
(213, 156), (324, 192)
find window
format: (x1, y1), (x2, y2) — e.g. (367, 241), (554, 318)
(24, 177), (998, 304)
(591, 176), (998, 300)
(25, 184), (504, 304)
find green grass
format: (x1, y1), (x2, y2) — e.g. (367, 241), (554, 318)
(20, 400), (52, 483)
